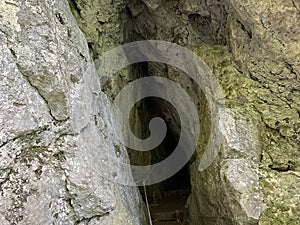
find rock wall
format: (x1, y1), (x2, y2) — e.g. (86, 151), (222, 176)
(0, 0), (146, 224)
(120, 0), (300, 225)
(223, 1), (300, 224)
(1, 0), (299, 225)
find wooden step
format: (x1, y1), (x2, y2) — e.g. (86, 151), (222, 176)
(163, 188), (191, 198)
(150, 192), (189, 225)
(152, 221), (185, 225)
(150, 195), (188, 213)
(152, 219), (189, 225)
(151, 209), (188, 221)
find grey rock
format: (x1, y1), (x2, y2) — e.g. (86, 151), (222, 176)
(1, 0), (299, 224)
(0, 0), (146, 224)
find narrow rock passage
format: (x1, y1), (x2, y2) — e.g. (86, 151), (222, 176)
(150, 189), (190, 225)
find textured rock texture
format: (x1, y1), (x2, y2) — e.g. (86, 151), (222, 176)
(1, 0), (299, 225)
(99, 0), (298, 224)
(0, 0), (146, 224)
(225, 2), (300, 224)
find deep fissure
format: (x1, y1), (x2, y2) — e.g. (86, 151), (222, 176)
(67, 0), (299, 224)
(120, 1), (216, 223)
(0, 0), (298, 224)
(139, 104), (192, 224)
(125, 61), (195, 224)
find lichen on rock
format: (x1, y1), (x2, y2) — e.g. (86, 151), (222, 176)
(1, 0), (299, 224)
(0, 0), (147, 224)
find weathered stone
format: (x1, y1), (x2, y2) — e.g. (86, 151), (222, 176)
(1, 0), (299, 224)
(0, 0), (146, 224)
(107, 0), (299, 222)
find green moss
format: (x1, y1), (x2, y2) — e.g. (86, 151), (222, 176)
(53, 150), (65, 160)
(191, 44), (248, 106)
(192, 44), (300, 224)
(113, 143), (121, 156)
(69, 0), (126, 58)
(27, 146), (47, 155)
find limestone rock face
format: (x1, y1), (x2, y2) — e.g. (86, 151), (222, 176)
(225, 1), (300, 224)
(1, 0), (299, 224)
(0, 0), (146, 225)
(188, 45), (266, 225)
(110, 0), (299, 224)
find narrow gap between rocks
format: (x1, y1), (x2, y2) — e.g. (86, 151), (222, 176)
(127, 63), (194, 225)
(139, 98), (192, 225)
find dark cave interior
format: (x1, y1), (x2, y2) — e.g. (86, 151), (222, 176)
(129, 94), (194, 204)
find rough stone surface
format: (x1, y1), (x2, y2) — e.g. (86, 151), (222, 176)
(1, 0), (299, 224)
(0, 0), (146, 224)
(68, 0), (126, 57)
(97, 0), (299, 224)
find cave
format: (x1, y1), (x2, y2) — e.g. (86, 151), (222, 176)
(133, 97), (193, 224)
(1, 0), (297, 224)
(125, 61), (197, 224)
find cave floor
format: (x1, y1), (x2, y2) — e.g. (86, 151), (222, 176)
(150, 189), (190, 225)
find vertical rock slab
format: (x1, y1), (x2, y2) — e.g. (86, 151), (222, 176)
(226, 1), (300, 224)
(0, 0), (146, 224)
(64, 0), (300, 224)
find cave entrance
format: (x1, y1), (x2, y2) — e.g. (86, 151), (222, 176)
(146, 125), (192, 225)
(128, 90), (193, 224)
(142, 119), (192, 201)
